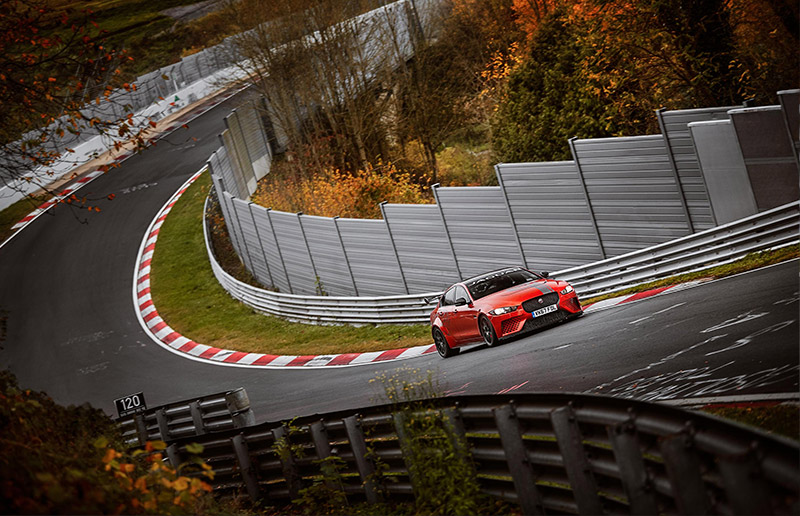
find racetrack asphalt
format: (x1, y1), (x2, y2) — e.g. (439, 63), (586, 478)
(0, 89), (797, 423)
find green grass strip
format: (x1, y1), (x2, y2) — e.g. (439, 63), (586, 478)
(149, 172), (430, 356)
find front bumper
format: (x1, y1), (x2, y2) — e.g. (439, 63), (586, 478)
(490, 293), (582, 339)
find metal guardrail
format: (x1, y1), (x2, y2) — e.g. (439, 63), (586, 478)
(204, 189), (441, 324)
(559, 201), (800, 298)
(205, 180), (798, 324)
(163, 393), (799, 514)
(117, 388), (256, 446)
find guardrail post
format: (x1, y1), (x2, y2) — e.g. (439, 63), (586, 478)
(656, 108), (694, 233)
(431, 183), (463, 280)
(718, 444), (771, 515)
(166, 443), (181, 468)
(607, 419), (659, 514)
(495, 165), (528, 267)
(443, 406), (470, 461)
(310, 419), (340, 491)
(392, 412), (419, 497)
(569, 137), (606, 260)
(272, 425), (302, 498)
(189, 400), (207, 435)
(493, 403), (544, 515)
(344, 414), (382, 503)
(550, 405), (603, 514)
(232, 433), (262, 502)
(134, 414), (149, 446)
(156, 408), (171, 441)
(659, 432), (711, 514)
(379, 201), (409, 294)
(333, 216), (359, 296)
(226, 388), (256, 428)
(248, 202), (274, 287)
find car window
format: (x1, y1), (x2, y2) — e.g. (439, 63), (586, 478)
(441, 287), (457, 306)
(454, 286), (470, 303)
(466, 269), (542, 300)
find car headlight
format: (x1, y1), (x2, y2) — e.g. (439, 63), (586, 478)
(560, 285), (574, 295)
(489, 305), (518, 315)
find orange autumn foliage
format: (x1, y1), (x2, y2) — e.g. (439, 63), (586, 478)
(252, 163), (432, 219)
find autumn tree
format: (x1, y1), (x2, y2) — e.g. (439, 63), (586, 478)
(227, 0), (402, 174)
(0, 0), (152, 205)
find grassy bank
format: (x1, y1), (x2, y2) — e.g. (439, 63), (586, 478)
(0, 194), (54, 245)
(149, 172), (430, 355)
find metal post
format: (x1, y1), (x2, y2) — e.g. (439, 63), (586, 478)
(656, 108), (694, 233)
(255, 97), (273, 162)
(155, 408), (171, 441)
(248, 202), (274, 287)
(166, 443), (181, 468)
(718, 445), (771, 515)
(392, 412), (419, 496)
(568, 137), (606, 260)
(296, 213), (320, 293)
(333, 216), (359, 296)
(310, 420), (341, 492)
(231, 199), (257, 276)
(379, 202), (409, 294)
(431, 184), (462, 280)
(232, 110), (257, 192)
(607, 420), (658, 514)
(272, 425), (302, 498)
(659, 433), (711, 514)
(189, 401), (206, 435)
(344, 415), (382, 503)
(232, 434), (262, 501)
(134, 414), (149, 446)
(493, 403), (544, 515)
(550, 405), (603, 514)
(266, 208), (293, 294)
(495, 164), (527, 267)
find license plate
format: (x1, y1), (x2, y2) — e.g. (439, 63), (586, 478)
(532, 304), (558, 317)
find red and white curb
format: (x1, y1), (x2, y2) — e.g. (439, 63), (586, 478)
(582, 282), (705, 313)
(133, 169), (437, 368)
(9, 170), (108, 233)
(3, 85), (246, 247)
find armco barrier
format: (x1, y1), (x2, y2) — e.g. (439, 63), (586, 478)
(205, 177), (798, 324)
(117, 388), (256, 446)
(162, 393), (799, 514)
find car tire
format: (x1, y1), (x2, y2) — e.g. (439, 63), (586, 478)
(433, 327), (458, 358)
(479, 315), (499, 347)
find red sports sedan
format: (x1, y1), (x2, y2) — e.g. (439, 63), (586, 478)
(429, 267), (583, 358)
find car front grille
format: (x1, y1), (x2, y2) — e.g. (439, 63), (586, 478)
(522, 292), (559, 313)
(520, 309), (568, 333)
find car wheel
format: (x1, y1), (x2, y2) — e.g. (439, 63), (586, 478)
(479, 315), (499, 346)
(433, 327), (458, 358)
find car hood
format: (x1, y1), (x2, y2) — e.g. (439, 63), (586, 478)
(479, 280), (566, 306)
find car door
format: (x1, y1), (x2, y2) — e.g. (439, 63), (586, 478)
(450, 285), (481, 342)
(436, 287), (457, 341)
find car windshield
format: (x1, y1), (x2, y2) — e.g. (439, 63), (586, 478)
(466, 269), (542, 300)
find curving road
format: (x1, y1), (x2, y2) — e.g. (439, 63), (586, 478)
(1, 91), (797, 423)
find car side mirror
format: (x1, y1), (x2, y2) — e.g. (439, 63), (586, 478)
(455, 298), (468, 307)
(541, 271), (550, 278)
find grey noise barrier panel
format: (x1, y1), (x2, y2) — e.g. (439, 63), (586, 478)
(159, 393), (799, 515)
